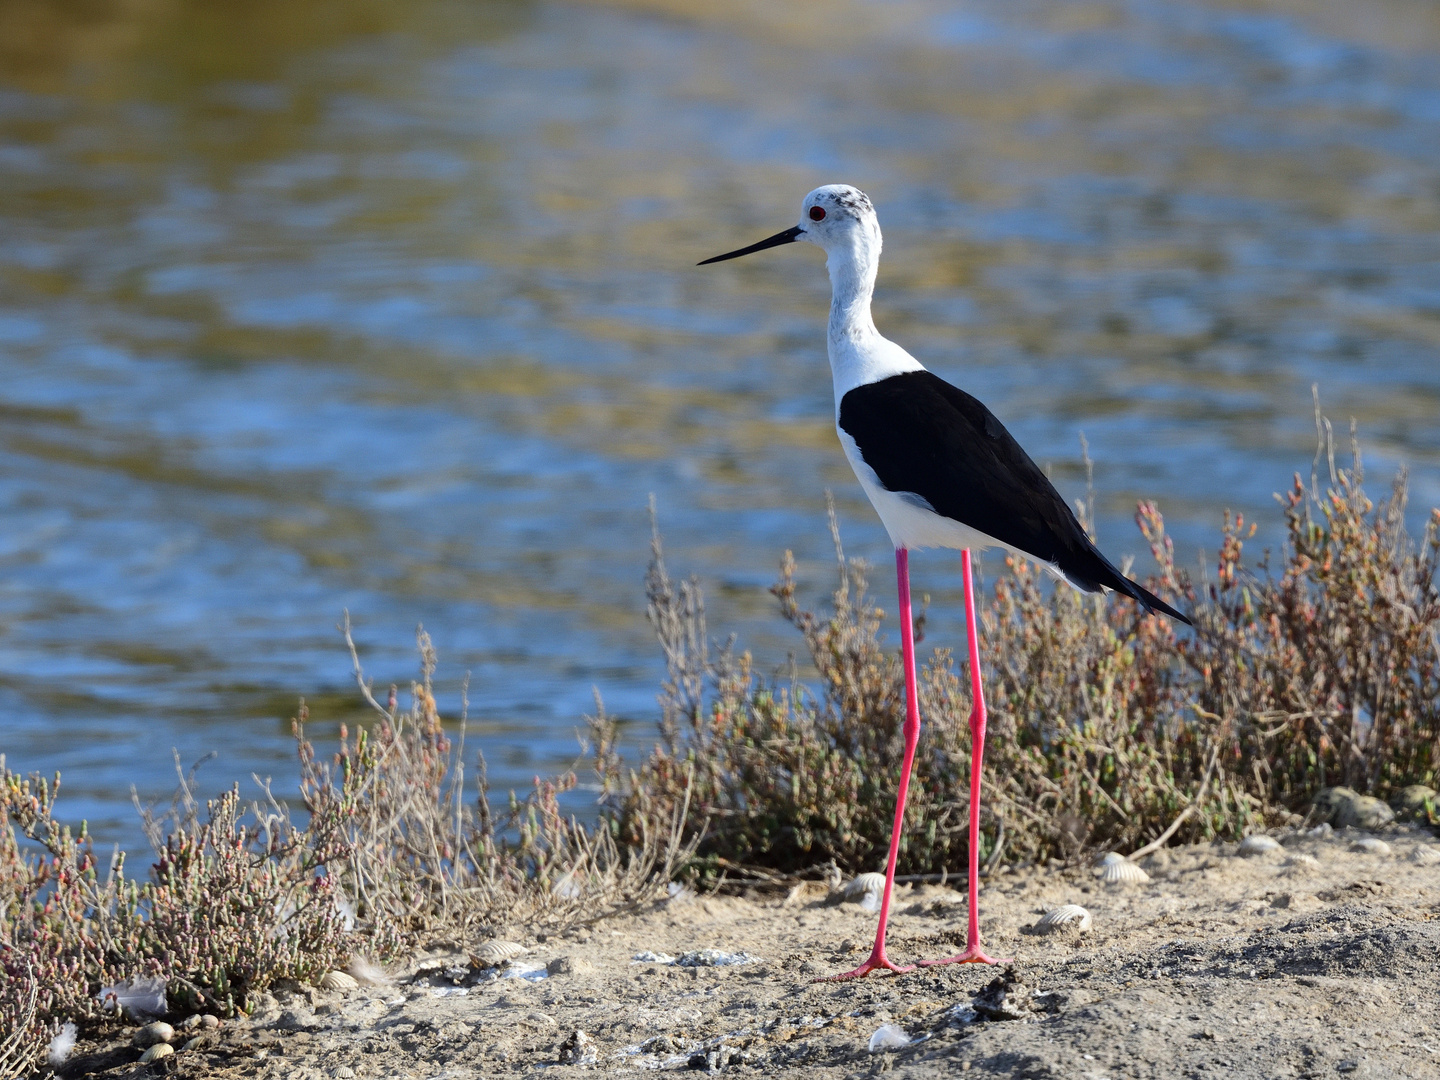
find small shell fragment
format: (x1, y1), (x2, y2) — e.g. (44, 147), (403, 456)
(1283, 853), (1319, 869)
(139, 1043), (175, 1064)
(1035, 904), (1092, 933)
(1237, 834), (1281, 857)
(1096, 852), (1150, 884)
(1349, 837), (1392, 856)
(1407, 845), (1440, 865)
(472, 940), (528, 967)
(844, 872), (886, 900)
(318, 970), (358, 991)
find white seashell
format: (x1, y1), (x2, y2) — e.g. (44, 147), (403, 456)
(1408, 845), (1440, 865)
(1237, 834), (1281, 856)
(132, 1022), (175, 1048)
(472, 940), (528, 967)
(318, 970), (358, 991)
(844, 872), (887, 900)
(1283, 853), (1319, 868)
(1349, 837), (1391, 856)
(139, 1043), (174, 1064)
(1035, 904), (1092, 933)
(1096, 852), (1150, 884)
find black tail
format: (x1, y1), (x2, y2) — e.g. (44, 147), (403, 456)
(1068, 546), (1192, 626)
(1119, 576), (1191, 626)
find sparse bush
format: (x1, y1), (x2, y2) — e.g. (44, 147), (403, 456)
(0, 623), (680, 1075)
(599, 420), (1440, 878)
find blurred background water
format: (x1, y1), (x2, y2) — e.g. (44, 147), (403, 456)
(2, 0), (1438, 851)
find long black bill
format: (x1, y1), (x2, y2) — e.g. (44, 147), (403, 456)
(697, 224), (803, 266)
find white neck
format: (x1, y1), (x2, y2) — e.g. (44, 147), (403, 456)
(823, 230), (923, 403)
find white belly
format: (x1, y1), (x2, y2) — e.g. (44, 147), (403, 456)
(837, 425), (1009, 553)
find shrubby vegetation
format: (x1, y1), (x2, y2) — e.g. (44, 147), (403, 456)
(601, 427), (1438, 878)
(3, 421), (1437, 1073)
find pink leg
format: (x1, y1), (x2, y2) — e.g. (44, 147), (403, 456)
(919, 549), (1009, 968)
(818, 548), (921, 981)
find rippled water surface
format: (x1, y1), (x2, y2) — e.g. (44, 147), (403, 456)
(3, 0), (1439, 847)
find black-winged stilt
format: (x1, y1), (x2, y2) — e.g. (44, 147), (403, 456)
(700, 184), (1191, 980)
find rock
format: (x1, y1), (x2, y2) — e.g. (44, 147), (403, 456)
(274, 1008), (314, 1031)
(1237, 834), (1281, 857)
(972, 970), (1031, 1021)
(1311, 786), (1358, 825)
(546, 955), (592, 977)
(1338, 795), (1394, 831)
(1393, 785), (1437, 822)
(558, 1029), (598, 1066)
(676, 949), (761, 967)
(139, 1043), (174, 1064)
(1350, 837), (1392, 856)
(132, 1022), (175, 1048)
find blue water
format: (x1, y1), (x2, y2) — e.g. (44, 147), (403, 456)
(1, 0), (1438, 850)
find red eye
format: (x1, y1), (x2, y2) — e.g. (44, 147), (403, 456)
(809, 205), (826, 221)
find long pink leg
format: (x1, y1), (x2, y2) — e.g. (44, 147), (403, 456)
(919, 549), (1009, 967)
(818, 547), (921, 981)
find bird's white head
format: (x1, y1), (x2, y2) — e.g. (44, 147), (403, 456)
(697, 183), (882, 279)
(797, 184), (882, 265)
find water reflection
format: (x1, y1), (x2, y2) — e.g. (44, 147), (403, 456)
(1, 0), (1437, 848)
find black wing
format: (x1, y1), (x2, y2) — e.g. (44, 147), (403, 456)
(838, 370), (1190, 625)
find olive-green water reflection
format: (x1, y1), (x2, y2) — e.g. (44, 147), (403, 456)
(2, 0), (1438, 846)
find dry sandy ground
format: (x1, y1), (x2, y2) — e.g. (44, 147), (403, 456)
(61, 825), (1440, 1080)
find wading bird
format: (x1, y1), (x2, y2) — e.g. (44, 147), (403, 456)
(700, 185), (1190, 980)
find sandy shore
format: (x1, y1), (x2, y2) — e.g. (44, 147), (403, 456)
(60, 825), (1440, 1079)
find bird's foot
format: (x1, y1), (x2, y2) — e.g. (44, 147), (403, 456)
(916, 943), (1010, 968)
(814, 947), (916, 982)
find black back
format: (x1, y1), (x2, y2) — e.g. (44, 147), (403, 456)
(838, 371), (1189, 625)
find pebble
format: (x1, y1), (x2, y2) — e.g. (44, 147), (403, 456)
(1350, 837), (1392, 856)
(676, 949), (762, 967)
(132, 1022), (174, 1048)
(139, 1043), (174, 1064)
(1237, 834), (1281, 856)
(558, 1029), (598, 1066)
